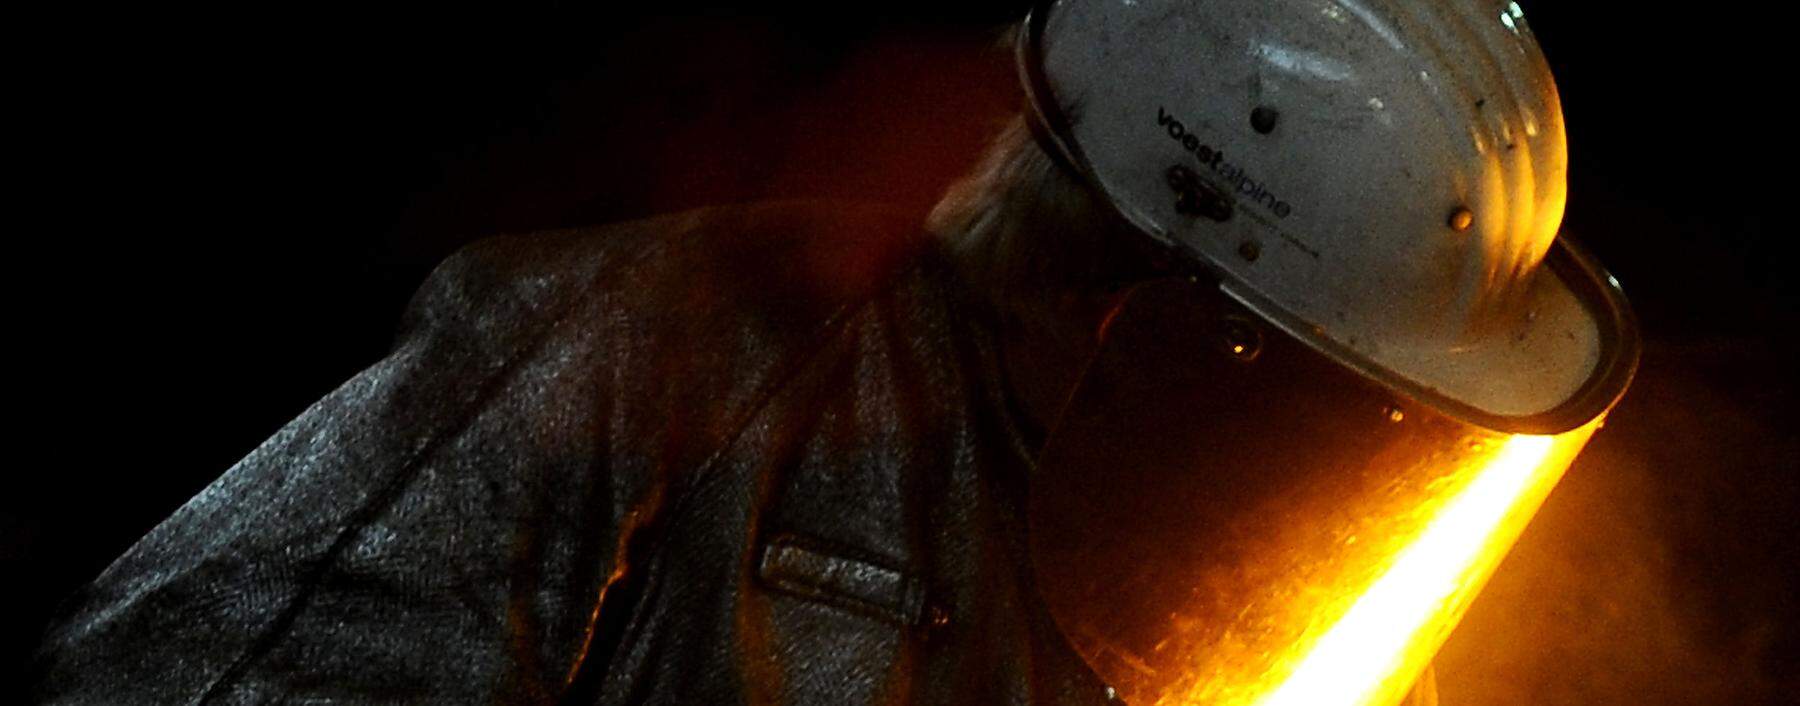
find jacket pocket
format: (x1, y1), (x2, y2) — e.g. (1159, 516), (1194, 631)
(755, 533), (927, 627)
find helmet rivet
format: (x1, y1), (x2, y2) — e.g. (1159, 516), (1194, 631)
(1384, 405), (1406, 423)
(1237, 240), (1261, 262)
(1166, 164), (1196, 192)
(1448, 207), (1475, 232)
(1221, 317), (1263, 362)
(1251, 105), (1280, 134)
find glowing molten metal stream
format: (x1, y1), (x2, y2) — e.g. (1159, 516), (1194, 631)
(1253, 432), (1579, 706)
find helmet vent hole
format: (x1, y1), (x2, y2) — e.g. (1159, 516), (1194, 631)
(1250, 106), (1279, 134)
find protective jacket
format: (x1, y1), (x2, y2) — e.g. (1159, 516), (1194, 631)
(33, 202), (1116, 706)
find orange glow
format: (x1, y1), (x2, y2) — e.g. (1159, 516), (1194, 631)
(1250, 430), (1588, 706)
(1035, 401), (1603, 706)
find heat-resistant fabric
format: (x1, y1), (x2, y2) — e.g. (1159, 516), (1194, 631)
(31, 202), (1115, 706)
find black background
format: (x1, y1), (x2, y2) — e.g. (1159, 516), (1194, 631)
(10, 2), (1796, 703)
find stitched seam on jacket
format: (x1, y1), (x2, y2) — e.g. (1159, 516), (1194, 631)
(586, 252), (934, 690)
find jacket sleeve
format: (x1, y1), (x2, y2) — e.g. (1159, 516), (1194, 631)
(33, 233), (659, 705)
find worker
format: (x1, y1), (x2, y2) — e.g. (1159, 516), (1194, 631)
(32, 1), (1636, 704)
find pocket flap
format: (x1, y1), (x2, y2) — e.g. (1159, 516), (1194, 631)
(756, 533), (927, 627)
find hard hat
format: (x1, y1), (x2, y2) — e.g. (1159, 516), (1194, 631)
(1019, 0), (1635, 428)
(1014, 1), (1640, 704)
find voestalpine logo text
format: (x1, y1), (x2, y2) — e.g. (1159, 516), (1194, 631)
(1157, 106), (1293, 219)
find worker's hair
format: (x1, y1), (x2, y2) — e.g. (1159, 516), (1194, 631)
(927, 114), (1158, 319)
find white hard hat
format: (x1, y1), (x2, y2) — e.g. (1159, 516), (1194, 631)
(1019, 0), (1635, 430)
(1016, 2), (1642, 705)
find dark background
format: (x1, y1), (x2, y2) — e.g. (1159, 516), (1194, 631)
(10, 1), (1796, 703)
